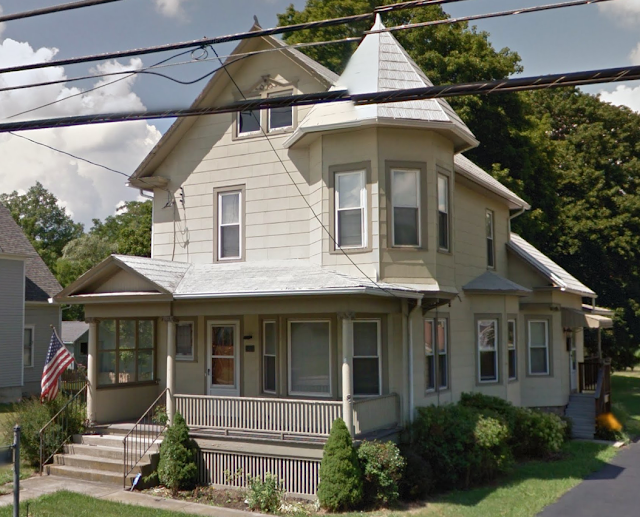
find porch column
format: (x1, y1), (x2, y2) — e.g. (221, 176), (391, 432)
(341, 313), (354, 438)
(165, 316), (178, 426)
(85, 318), (97, 424)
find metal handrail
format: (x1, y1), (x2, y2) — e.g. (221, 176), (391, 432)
(39, 382), (89, 475)
(122, 388), (170, 488)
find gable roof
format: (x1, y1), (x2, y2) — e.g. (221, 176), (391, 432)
(462, 270), (531, 296)
(508, 233), (596, 297)
(0, 203), (62, 302)
(61, 321), (89, 344)
(286, 15), (478, 152)
(129, 23), (338, 185)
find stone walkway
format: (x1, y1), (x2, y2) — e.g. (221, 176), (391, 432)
(0, 475), (261, 517)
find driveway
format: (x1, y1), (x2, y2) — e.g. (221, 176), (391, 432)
(538, 441), (640, 516)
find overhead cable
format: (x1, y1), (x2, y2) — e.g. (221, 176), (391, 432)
(0, 62), (638, 133)
(0, 0), (124, 23)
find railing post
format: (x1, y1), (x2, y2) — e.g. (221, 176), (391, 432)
(86, 318), (98, 424)
(340, 313), (354, 438)
(164, 316), (178, 426)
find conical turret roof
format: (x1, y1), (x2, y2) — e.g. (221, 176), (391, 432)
(285, 15), (478, 152)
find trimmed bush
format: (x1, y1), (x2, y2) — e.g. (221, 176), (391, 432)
(357, 440), (405, 507)
(511, 408), (565, 458)
(317, 418), (364, 511)
(157, 412), (198, 495)
(398, 447), (433, 501)
(246, 473), (284, 514)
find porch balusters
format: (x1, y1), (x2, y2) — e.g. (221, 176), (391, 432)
(341, 313), (355, 437)
(86, 318), (98, 424)
(164, 316), (178, 426)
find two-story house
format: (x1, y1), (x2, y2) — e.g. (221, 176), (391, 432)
(53, 17), (612, 494)
(0, 204), (62, 402)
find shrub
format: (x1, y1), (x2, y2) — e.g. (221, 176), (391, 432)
(398, 446), (433, 501)
(246, 473), (284, 514)
(410, 405), (512, 490)
(157, 412), (198, 495)
(460, 392), (517, 418)
(560, 415), (573, 441)
(511, 408), (565, 458)
(317, 418), (364, 511)
(357, 440), (405, 507)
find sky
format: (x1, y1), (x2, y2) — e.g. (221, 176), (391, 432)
(0, 0), (639, 227)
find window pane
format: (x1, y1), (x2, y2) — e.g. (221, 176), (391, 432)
(438, 354), (448, 389)
(221, 226), (240, 258)
(119, 320), (136, 350)
(119, 351), (135, 383)
(24, 329), (32, 367)
(290, 322), (330, 395)
(239, 110), (260, 133)
(426, 355), (435, 390)
(530, 322), (546, 347)
(530, 348), (548, 374)
(264, 356), (276, 392)
(353, 358), (379, 396)
(437, 320), (447, 354)
(509, 349), (517, 379)
(138, 350), (154, 382)
(480, 351), (497, 381)
(438, 211), (448, 249)
(98, 320), (116, 350)
(438, 176), (448, 212)
(338, 209), (363, 247)
(508, 321), (516, 349)
(486, 211), (493, 238)
(221, 193), (240, 225)
(424, 320), (434, 355)
(139, 320), (154, 349)
(394, 207), (419, 246)
(269, 106), (292, 130)
(264, 322), (276, 356)
(98, 351), (116, 385)
(478, 320), (496, 351)
(487, 238), (495, 268)
(392, 170), (418, 207)
(337, 173), (363, 209)
(212, 326), (234, 356)
(212, 358), (235, 385)
(176, 324), (193, 357)
(354, 321), (378, 357)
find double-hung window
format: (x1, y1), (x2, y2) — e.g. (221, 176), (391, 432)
(217, 191), (242, 260)
(238, 109), (261, 135)
(289, 321), (331, 397)
(176, 322), (194, 361)
(508, 319), (517, 380)
(335, 170), (366, 248)
(478, 319), (498, 382)
(353, 320), (381, 396)
(438, 175), (450, 251)
(24, 326), (34, 368)
(267, 90), (293, 132)
(391, 168), (420, 246)
(486, 210), (495, 268)
(528, 320), (549, 375)
(425, 318), (448, 391)
(263, 320), (277, 394)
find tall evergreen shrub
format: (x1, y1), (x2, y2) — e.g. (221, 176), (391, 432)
(157, 412), (198, 495)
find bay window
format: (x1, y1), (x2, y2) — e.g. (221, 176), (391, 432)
(438, 175), (450, 251)
(391, 168), (420, 246)
(528, 320), (549, 375)
(335, 170), (366, 248)
(478, 319), (498, 383)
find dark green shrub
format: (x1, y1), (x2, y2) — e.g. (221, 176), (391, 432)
(246, 473), (284, 513)
(357, 440), (405, 507)
(511, 408), (565, 458)
(460, 392), (516, 418)
(317, 418), (364, 511)
(560, 415), (573, 441)
(157, 412), (198, 495)
(398, 446), (433, 501)
(410, 405), (513, 490)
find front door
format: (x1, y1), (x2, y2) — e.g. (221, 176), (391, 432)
(207, 322), (240, 397)
(567, 332), (577, 392)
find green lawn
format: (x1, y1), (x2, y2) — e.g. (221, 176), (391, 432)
(0, 491), (202, 517)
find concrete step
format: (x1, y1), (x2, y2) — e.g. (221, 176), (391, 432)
(47, 464), (137, 486)
(63, 443), (157, 463)
(74, 434), (162, 451)
(90, 423), (165, 437)
(52, 453), (152, 474)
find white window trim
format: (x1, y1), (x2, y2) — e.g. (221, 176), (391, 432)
(391, 168), (421, 248)
(176, 321), (194, 362)
(217, 191), (242, 261)
(287, 319), (332, 398)
(478, 319), (499, 383)
(24, 324), (35, 368)
(437, 318), (448, 389)
(267, 90), (294, 133)
(437, 174), (450, 251)
(528, 320), (550, 376)
(237, 109), (262, 136)
(335, 170), (367, 250)
(353, 319), (382, 398)
(486, 210), (495, 269)
(424, 319), (436, 393)
(263, 320), (277, 394)
(508, 319), (517, 380)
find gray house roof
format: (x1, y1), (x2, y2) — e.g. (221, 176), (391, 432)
(508, 233), (596, 297)
(61, 321), (89, 344)
(462, 270), (531, 296)
(0, 203), (62, 302)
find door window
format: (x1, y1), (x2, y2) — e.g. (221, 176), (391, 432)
(211, 325), (236, 387)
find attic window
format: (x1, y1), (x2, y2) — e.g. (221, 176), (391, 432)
(238, 110), (261, 135)
(268, 90), (293, 131)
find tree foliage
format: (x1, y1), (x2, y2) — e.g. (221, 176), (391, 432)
(90, 200), (152, 257)
(56, 233), (118, 287)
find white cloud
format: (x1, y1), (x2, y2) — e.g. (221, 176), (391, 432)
(630, 42), (640, 65)
(599, 85), (640, 113)
(154, 0), (189, 18)
(0, 38), (161, 228)
(599, 0), (640, 25)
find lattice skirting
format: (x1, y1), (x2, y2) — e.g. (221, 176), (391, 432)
(197, 450), (320, 497)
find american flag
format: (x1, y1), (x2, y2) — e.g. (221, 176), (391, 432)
(41, 329), (75, 402)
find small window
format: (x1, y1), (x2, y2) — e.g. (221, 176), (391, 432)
(478, 319), (498, 383)
(289, 321), (331, 396)
(335, 170), (366, 249)
(24, 327), (34, 368)
(268, 90), (293, 131)
(218, 191), (242, 260)
(528, 320), (549, 375)
(353, 320), (381, 396)
(263, 321), (277, 394)
(238, 110), (261, 135)
(437, 319), (448, 389)
(424, 320), (435, 391)
(438, 175), (450, 251)
(486, 210), (495, 268)
(508, 319), (517, 380)
(176, 322), (194, 361)
(425, 318), (448, 392)
(392, 168), (420, 246)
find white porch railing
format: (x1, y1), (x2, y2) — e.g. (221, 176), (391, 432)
(352, 393), (400, 436)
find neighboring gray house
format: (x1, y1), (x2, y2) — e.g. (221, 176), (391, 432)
(0, 204), (62, 402)
(62, 321), (89, 367)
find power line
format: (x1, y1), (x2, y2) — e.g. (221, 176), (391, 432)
(1, 61), (639, 133)
(0, 0), (124, 23)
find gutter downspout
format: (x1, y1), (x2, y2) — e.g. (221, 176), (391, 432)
(508, 207), (527, 232)
(407, 296), (423, 423)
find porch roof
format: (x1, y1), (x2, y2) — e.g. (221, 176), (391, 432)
(462, 270), (531, 296)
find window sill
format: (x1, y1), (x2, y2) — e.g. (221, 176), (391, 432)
(526, 373), (551, 377)
(97, 380), (159, 390)
(330, 247), (372, 255)
(437, 248), (452, 256)
(176, 357), (195, 362)
(387, 246), (423, 252)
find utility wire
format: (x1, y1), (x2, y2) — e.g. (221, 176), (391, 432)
(0, 0), (124, 23)
(1, 61), (639, 132)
